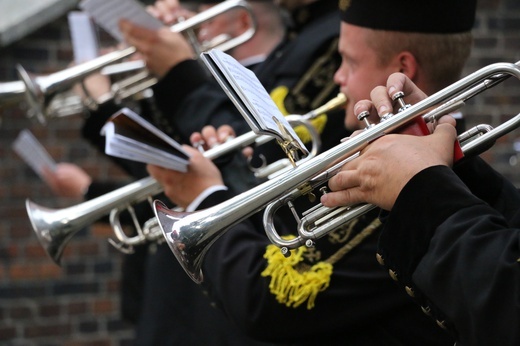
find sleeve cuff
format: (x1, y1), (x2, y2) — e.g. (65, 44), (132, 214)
(185, 185), (228, 212)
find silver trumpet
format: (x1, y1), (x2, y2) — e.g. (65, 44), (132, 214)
(153, 61), (520, 284)
(0, 81), (26, 105)
(26, 93), (346, 264)
(16, 0), (257, 123)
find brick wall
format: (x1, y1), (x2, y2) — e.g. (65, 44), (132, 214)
(463, 0), (520, 183)
(0, 4), (134, 346)
(0, 0), (520, 345)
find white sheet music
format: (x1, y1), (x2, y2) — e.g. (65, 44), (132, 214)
(12, 129), (57, 179)
(79, 0), (163, 42)
(203, 49), (306, 151)
(212, 50), (283, 133)
(68, 11), (99, 63)
(101, 108), (190, 172)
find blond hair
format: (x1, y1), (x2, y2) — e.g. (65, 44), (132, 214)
(365, 29), (473, 94)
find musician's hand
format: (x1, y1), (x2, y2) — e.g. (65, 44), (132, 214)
(190, 125), (235, 151)
(321, 117), (457, 211)
(147, 0), (196, 25)
(70, 46), (118, 102)
(41, 163), (92, 198)
(119, 19), (195, 77)
(146, 145), (223, 209)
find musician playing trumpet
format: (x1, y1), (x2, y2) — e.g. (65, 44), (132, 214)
(41, 0), (285, 345)
(146, 0), (484, 344)
(321, 72), (520, 346)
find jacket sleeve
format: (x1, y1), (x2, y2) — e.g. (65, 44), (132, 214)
(198, 192), (452, 344)
(378, 165), (520, 346)
(151, 59), (251, 144)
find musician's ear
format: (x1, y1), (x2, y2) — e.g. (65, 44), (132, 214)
(239, 7), (253, 30)
(396, 51), (418, 80)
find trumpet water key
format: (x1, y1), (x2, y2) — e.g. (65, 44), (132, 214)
(153, 61), (520, 284)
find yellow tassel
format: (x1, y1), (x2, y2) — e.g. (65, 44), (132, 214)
(261, 218), (381, 310)
(261, 242), (332, 310)
(270, 86), (328, 143)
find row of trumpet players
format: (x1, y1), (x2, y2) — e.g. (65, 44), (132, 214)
(13, 0), (285, 344)
(19, 0), (520, 345)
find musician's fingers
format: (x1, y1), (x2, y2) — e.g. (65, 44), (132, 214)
(119, 20), (156, 46)
(321, 186), (364, 208)
(190, 132), (202, 145)
(437, 114), (457, 127)
(434, 122), (458, 140)
(216, 125), (235, 143)
(369, 85), (393, 116)
(242, 146), (253, 159)
(386, 72), (427, 105)
(326, 169), (361, 194)
(353, 99), (380, 127)
(431, 123), (458, 166)
(201, 126), (219, 148)
(146, 164), (166, 180)
(151, 1), (176, 24)
(146, 5), (162, 19)
(353, 99), (373, 117)
(425, 113), (457, 133)
(182, 144), (201, 157)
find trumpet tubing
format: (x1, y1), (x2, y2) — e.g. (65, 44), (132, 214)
(153, 61), (520, 284)
(26, 93), (347, 264)
(27, 177), (163, 265)
(0, 81), (26, 105)
(16, 0), (256, 123)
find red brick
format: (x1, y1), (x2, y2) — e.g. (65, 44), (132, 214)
(93, 299), (115, 314)
(9, 262), (61, 280)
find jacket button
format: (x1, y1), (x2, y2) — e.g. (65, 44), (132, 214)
(405, 286), (415, 297)
(388, 269), (398, 281)
(376, 253), (385, 266)
(421, 305), (431, 316)
(436, 320), (447, 330)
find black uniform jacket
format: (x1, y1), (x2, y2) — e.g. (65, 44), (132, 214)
(81, 100), (270, 345)
(150, 0), (346, 152)
(198, 189), (455, 345)
(146, 0), (454, 345)
(378, 157), (520, 345)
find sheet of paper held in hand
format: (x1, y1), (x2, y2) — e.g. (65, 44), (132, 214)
(200, 49), (308, 155)
(79, 0), (163, 42)
(68, 11), (99, 64)
(101, 108), (191, 172)
(12, 129), (57, 179)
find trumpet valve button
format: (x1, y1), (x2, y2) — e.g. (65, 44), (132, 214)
(392, 91), (411, 113)
(357, 110), (373, 128)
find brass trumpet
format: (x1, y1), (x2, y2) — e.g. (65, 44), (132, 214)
(153, 61), (520, 284)
(27, 93), (346, 264)
(16, 0), (257, 123)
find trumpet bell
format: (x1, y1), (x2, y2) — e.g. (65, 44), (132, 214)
(26, 199), (77, 265)
(154, 200), (205, 283)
